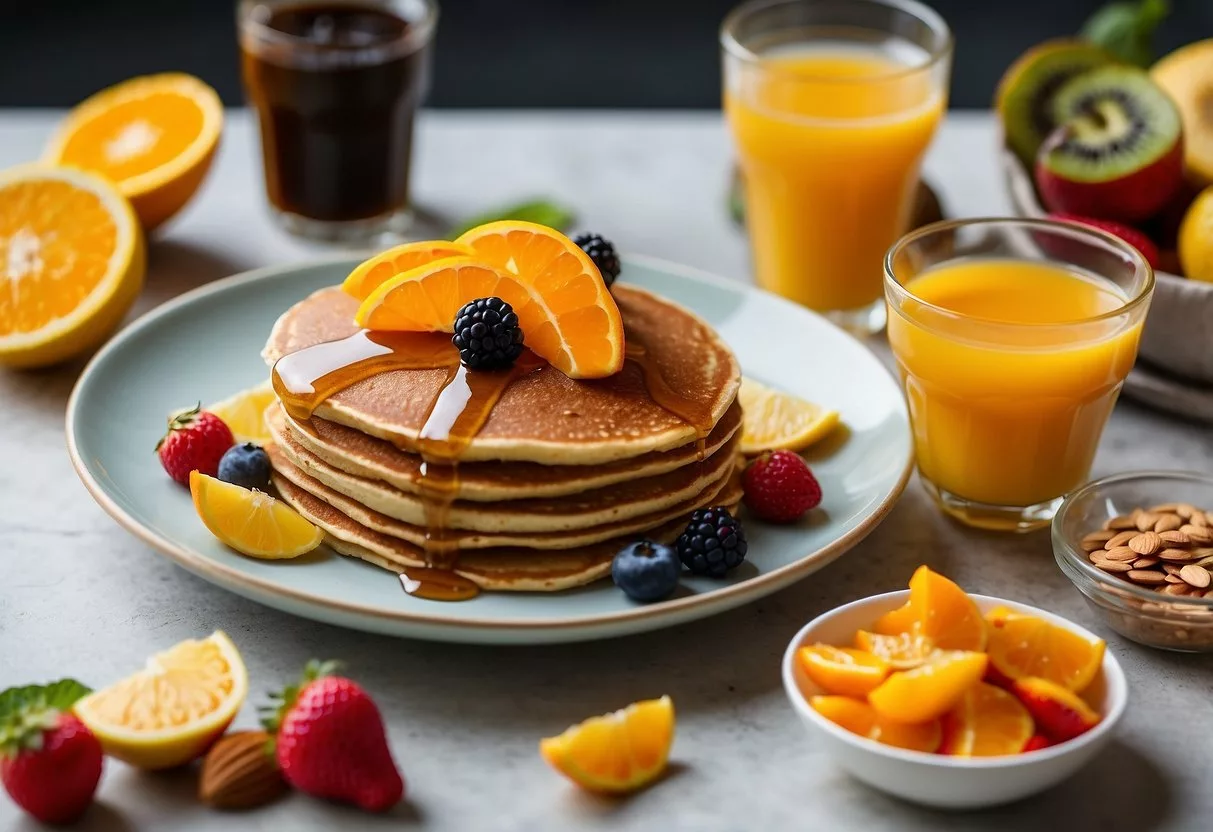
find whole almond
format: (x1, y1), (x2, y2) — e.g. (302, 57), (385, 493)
(1132, 557), (1160, 569)
(1161, 583), (1192, 596)
(1129, 532), (1162, 555)
(1180, 565), (1212, 589)
(1180, 525), (1213, 544)
(1106, 531), (1139, 549)
(1176, 503), (1198, 519)
(1165, 574), (1186, 584)
(1094, 560), (1132, 573)
(1159, 548), (1196, 562)
(1159, 530), (1191, 546)
(199, 731), (288, 811)
(1163, 564), (1183, 575)
(1105, 514), (1137, 531)
(1104, 546), (1139, 562)
(1135, 511), (1159, 532)
(1154, 514), (1183, 533)
(1127, 569), (1166, 584)
(1081, 530), (1117, 551)
(1191, 511), (1210, 528)
(1149, 503), (1181, 514)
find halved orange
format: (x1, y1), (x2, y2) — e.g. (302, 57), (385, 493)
(190, 471), (323, 559)
(356, 256), (620, 378)
(939, 682), (1035, 757)
(0, 164), (145, 368)
(43, 73), (222, 231)
(810, 696), (941, 753)
(867, 650), (988, 724)
(854, 630), (935, 670)
(540, 696), (674, 794)
(341, 240), (476, 300)
(985, 606), (1105, 693)
(797, 645), (890, 697)
(73, 631), (247, 769)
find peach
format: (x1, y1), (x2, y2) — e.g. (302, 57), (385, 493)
(1011, 677), (1101, 743)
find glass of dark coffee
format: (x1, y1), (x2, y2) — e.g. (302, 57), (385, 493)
(239, 0), (437, 245)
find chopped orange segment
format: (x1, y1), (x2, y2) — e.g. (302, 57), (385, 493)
(797, 645), (890, 697)
(908, 565), (988, 651)
(855, 630), (935, 670)
(73, 631), (247, 769)
(0, 164), (145, 368)
(340, 240), (476, 300)
(810, 696), (941, 753)
(867, 650), (988, 724)
(539, 696), (674, 794)
(43, 73), (222, 231)
(874, 601), (918, 636)
(190, 471), (323, 559)
(985, 606), (1105, 693)
(939, 682), (1035, 757)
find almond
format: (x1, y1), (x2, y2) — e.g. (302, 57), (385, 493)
(1180, 565), (1212, 589)
(1154, 514), (1183, 533)
(1081, 530), (1117, 551)
(1105, 514), (1137, 531)
(1129, 532), (1162, 555)
(1106, 531), (1139, 549)
(1135, 511), (1160, 532)
(1159, 530), (1190, 546)
(199, 730), (288, 811)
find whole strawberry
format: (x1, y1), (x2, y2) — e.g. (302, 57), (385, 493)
(742, 450), (822, 523)
(0, 680), (102, 825)
(1049, 212), (1161, 269)
(156, 404), (234, 485)
(261, 661), (403, 813)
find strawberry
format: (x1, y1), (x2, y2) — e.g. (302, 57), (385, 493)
(156, 404), (234, 486)
(742, 450), (822, 523)
(261, 661), (403, 813)
(1048, 212), (1161, 269)
(1022, 734), (1053, 753)
(0, 679), (102, 824)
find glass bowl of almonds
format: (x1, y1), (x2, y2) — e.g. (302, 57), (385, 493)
(1053, 471), (1213, 652)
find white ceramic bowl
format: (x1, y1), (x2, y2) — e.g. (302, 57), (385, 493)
(781, 590), (1128, 809)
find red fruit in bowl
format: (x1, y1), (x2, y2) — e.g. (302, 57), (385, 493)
(1011, 676), (1101, 744)
(1048, 213), (1161, 268)
(1022, 734), (1053, 753)
(742, 450), (822, 523)
(156, 404), (234, 486)
(1036, 66), (1185, 223)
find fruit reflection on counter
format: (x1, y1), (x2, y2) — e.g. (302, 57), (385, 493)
(798, 567), (1107, 756)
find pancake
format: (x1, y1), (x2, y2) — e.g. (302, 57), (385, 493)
(262, 284), (741, 464)
(273, 470), (744, 591)
(269, 401), (742, 501)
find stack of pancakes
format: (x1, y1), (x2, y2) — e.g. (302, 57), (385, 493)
(260, 284), (743, 593)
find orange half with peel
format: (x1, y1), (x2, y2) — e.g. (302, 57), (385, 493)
(341, 240), (476, 300)
(540, 696), (674, 794)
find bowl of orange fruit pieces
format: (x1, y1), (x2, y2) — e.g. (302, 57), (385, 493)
(782, 566), (1127, 809)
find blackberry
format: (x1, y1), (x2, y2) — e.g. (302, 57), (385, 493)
(452, 296), (524, 370)
(676, 507), (748, 578)
(572, 232), (621, 286)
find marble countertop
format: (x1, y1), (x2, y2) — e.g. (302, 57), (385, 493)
(1, 110), (1210, 832)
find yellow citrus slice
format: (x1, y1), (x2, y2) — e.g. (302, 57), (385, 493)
(539, 696), (674, 794)
(0, 164), (145, 368)
(73, 631), (247, 769)
(1179, 185), (1213, 282)
(206, 380), (276, 444)
(737, 377), (840, 456)
(43, 73), (222, 231)
(190, 471), (323, 559)
(867, 650), (988, 724)
(341, 240), (476, 300)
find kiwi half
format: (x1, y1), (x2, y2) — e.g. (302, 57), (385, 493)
(996, 39), (1115, 167)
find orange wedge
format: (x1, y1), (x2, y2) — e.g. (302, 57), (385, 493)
(540, 696), (674, 794)
(737, 377), (840, 455)
(356, 256), (619, 378)
(939, 682), (1035, 757)
(874, 601), (918, 636)
(907, 565), (988, 651)
(0, 164), (145, 368)
(797, 645), (890, 697)
(190, 471), (323, 559)
(867, 650), (988, 724)
(73, 631), (247, 769)
(854, 630), (935, 670)
(810, 696), (941, 753)
(986, 606), (1105, 693)
(341, 240), (476, 300)
(43, 73), (222, 231)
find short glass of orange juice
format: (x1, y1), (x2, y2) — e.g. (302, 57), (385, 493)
(722, 0), (951, 335)
(885, 218), (1155, 532)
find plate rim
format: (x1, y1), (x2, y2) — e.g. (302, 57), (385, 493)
(66, 253), (913, 634)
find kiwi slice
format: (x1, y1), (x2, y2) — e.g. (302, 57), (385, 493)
(996, 39), (1115, 166)
(1044, 65), (1181, 181)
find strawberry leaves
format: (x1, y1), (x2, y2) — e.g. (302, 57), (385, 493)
(0, 679), (92, 757)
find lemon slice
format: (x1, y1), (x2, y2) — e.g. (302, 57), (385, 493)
(206, 380), (276, 444)
(737, 377), (839, 455)
(74, 631), (247, 769)
(540, 696), (674, 794)
(190, 471), (323, 559)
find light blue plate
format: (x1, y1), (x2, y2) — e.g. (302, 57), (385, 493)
(67, 255), (912, 644)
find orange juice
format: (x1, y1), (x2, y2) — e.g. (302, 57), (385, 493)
(726, 47), (945, 315)
(887, 259), (1142, 510)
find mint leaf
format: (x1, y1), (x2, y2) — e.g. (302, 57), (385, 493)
(1081, 0), (1170, 67)
(447, 199), (576, 239)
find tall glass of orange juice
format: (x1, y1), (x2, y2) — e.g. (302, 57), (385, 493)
(885, 218), (1154, 532)
(722, 0), (951, 335)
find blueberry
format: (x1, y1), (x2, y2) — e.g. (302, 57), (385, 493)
(217, 442), (272, 490)
(611, 540), (680, 602)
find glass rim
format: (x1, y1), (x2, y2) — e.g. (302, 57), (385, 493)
(238, 0), (439, 53)
(719, 0), (953, 83)
(883, 216), (1156, 329)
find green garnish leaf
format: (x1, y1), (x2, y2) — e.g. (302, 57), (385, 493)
(1081, 0), (1170, 67)
(447, 199), (576, 239)
(0, 680), (92, 756)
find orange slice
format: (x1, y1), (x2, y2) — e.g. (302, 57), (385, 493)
(355, 256), (617, 378)
(539, 696), (674, 794)
(341, 240), (476, 300)
(190, 471), (324, 559)
(796, 645), (890, 697)
(43, 73), (222, 231)
(907, 565), (988, 651)
(206, 380), (275, 444)
(867, 650), (988, 724)
(454, 220), (624, 376)
(73, 631), (247, 769)
(986, 606), (1105, 693)
(939, 682), (1035, 757)
(854, 630), (935, 670)
(0, 164), (145, 368)
(873, 601), (918, 636)
(737, 377), (840, 455)
(810, 696), (941, 753)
